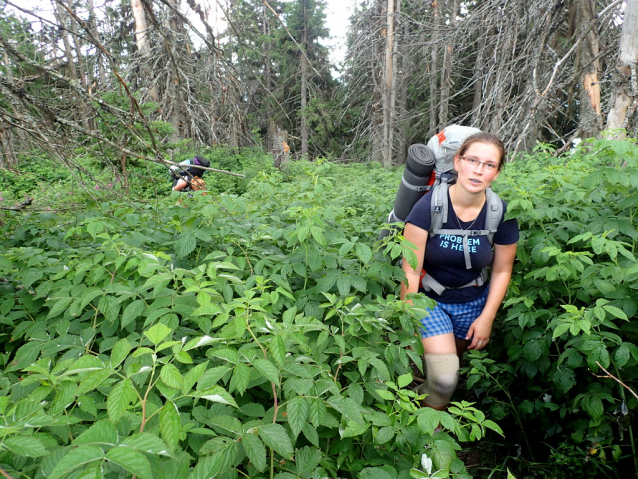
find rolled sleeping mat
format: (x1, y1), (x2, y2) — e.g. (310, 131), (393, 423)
(379, 144), (436, 240)
(393, 144), (436, 221)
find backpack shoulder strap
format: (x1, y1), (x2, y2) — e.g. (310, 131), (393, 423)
(429, 181), (450, 236)
(484, 188), (503, 245)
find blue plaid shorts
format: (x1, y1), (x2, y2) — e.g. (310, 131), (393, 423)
(419, 288), (489, 339)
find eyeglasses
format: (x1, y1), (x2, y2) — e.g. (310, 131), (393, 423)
(460, 156), (500, 171)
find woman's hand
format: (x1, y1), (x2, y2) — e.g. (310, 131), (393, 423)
(465, 315), (494, 350)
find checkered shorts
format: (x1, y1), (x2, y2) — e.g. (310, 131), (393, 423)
(419, 287), (489, 339)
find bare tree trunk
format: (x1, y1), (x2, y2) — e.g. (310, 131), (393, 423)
(396, 9), (408, 166)
(131, 0), (160, 102)
(1, 50), (18, 169)
(371, 0), (384, 164)
(53, 1), (78, 84)
(429, 0), (439, 132)
(301, 1), (309, 160)
(438, 0), (459, 126)
(88, 0), (108, 87)
(0, 123), (17, 169)
(606, 0), (638, 138)
(168, 0), (182, 143)
(575, 0), (603, 139)
(382, 0), (395, 166)
(69, 14), (94, 131)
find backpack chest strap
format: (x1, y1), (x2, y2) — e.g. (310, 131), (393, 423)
(431, 228), (491, 269)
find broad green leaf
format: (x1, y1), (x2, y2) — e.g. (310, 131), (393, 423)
(73, 419), (118, 447)
(360, 467), (395, 479)
(188, 452), (226, 479)
(49, 445), (104, 479)
(107, 378), (135, 423)
(120, 433), (169, 454)
(196, 385), (238, 407)
(309, 398), (326, 427)
(182, 361), (209, 394)
(602, 305), (628, 320)
(121, 299), (145, 328)
(259, 423), (294, 459)
(230, 362), (251, 395)
(397, 373), (413, 389)
(62, 355), (105, 376)
(3, 435), (48, 457)
(47, 297), (73, 319)
(145, 323), (172, 345)
(174, 351), (193, 364)
(161, 363), (183, 389)
(375, 426), (395, 445)
(268, 335), (286, 366)
(106, 446), (153, 479)
(110, 338), (132, 369)
(241, 432), (267, 471)
(175, 233), (197, 258)
(160, 400), (181, 450)
(286, 396), (310, 438)
(295, 446), (322, 478)
(417, 408), (441, 434)
(253, 358), (280, 385)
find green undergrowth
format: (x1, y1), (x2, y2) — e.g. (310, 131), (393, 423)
(0, 162), (500, 479)
(1, 137), (638, 478)
(465, 137), (638, 478)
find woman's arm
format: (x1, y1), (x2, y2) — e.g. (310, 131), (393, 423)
(466, 242), (517, 350)
(173, 178), (189, 191)
(400, 223), (429, 302)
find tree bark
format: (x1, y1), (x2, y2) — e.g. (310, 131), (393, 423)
(438, 0), (459, 127)
(429, 0), (439, 132)
(606, 0), (638, 138)
(301, 0), (309, 160)
(382, 0), (396, 166)
(575, 0), (603, 140)
(131, 0), (160, 102)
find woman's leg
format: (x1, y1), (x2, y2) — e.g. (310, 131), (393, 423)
(419, 333), (459, 410)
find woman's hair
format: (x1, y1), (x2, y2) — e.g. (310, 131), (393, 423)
(457, 132), (506, 169)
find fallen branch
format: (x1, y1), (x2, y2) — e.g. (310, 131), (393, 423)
(593, 361), (638, 400)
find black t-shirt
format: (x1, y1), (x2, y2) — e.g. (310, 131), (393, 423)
(405, 190), (519, 303)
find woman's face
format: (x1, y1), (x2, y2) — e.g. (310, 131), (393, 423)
(453, 142), (501, 193)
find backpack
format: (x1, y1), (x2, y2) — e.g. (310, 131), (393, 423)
(382, 124), (504, 294)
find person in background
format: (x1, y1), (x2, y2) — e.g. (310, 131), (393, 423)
(171, 155), (209, 192)
(400, 132), (519, 411)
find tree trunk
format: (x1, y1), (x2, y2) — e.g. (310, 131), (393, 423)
(438, 0), (459, 126)
(168, 0), (183, 143)
(575, 0), (603, 140)
(300, 2), (309, 160)
(371, 0), (384, 164)
(429, 0), (439, 132)
(382, 0), (395, 166)
(131, 0), (160, 102)
(53, 1), (78, 82)
(88, 0), (108, 87)
(606, 0), (638, 138)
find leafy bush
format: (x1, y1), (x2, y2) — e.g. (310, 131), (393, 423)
(0, 163), (500, 478)
(464, 137), (638, 477)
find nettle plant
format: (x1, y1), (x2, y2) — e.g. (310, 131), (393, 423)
(0, 163), (501, 479)
(464, 137), (638, 476)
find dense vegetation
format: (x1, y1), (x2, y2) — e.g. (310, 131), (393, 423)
(1, 138), (638, 478)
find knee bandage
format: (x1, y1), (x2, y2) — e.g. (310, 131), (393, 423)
(417, 354), (460, 407)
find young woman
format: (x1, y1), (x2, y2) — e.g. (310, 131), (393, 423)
(400, 132), (519, 410)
